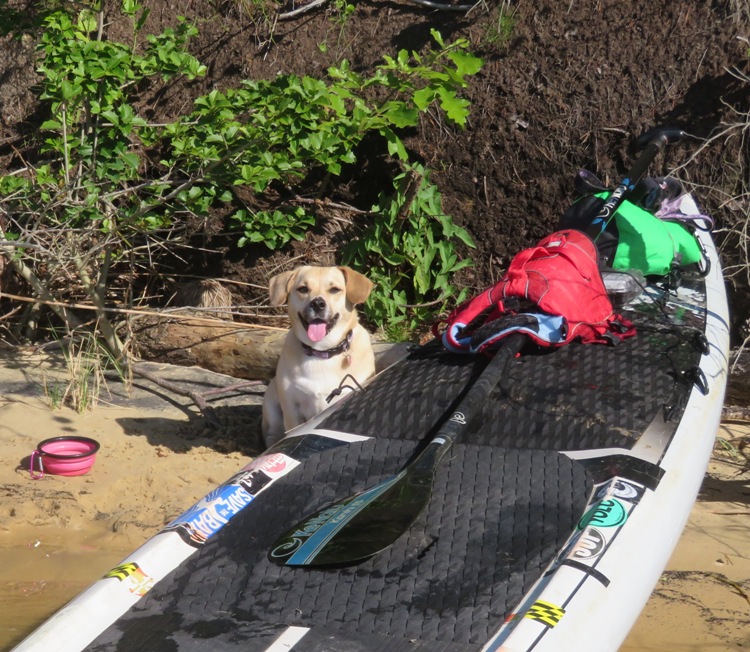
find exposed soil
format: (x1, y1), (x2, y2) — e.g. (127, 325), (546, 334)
(0, 0), (749, 337)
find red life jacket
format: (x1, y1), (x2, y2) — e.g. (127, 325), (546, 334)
(433, 229), (635, 353)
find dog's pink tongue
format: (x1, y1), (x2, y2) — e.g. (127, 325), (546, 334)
(307, 321), (327, 342)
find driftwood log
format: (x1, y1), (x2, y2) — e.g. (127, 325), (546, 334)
(129, 314), (286, 381)
(128, 314), (412, 381)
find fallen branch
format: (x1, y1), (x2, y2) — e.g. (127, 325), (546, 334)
(401, 0), (480, 11)
(131, 362), (264, 427)
(278, 0), (479, 20)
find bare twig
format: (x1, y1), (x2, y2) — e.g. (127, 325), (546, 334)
(0, 219), (83, 331)
(72, 246), (124, 357)
(397, 168), (423, 220)
(290, 195), (376, 218)
(278, 0), (480, 19)
(278, 0), (328, 19)
(401, 0), (480, 11)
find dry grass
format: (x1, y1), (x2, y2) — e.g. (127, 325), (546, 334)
(43, 332), (125, 413)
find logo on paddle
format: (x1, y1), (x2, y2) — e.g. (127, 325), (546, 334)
(269, 503), (346, 560)
(269, 474), (404, 565)
(450, 412), (467, 424)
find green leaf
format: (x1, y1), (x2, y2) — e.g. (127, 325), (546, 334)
(40, 119), (62, 130)
(101, 109), (119, 125)
(430, 28), (445, 48)
(382, 102), (418, 128)
(436, 86), (470, 127)
(121, 152), (140, 170)
(447, 50), (484, 78)
(414, 264), (431, 294)
(135, 7), (151, 31)
(76, 10), (98, 34)
(60, 79), (78, 101)
(412, 87), (435, 111)
(122, 0), (140, 16)
(379, 127), (409, 161)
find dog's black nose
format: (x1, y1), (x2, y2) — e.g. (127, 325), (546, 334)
(309, 297), (326, 313)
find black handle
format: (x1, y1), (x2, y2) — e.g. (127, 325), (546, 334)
(635, 126), (686, 150)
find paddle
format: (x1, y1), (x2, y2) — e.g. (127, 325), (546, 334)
(268, 125), (685, 568)
(268, 332), (526, 567)
(587, 126), (685, 239)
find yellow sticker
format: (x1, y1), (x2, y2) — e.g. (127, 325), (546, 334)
(104, 561), (154, 596)
(104, 562), (140, 581)
(524, 599), (565, 628)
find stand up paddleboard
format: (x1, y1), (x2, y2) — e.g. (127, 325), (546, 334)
(13, 133), (729, 652)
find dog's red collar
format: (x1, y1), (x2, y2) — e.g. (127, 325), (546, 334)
(301, 329), (353, 359)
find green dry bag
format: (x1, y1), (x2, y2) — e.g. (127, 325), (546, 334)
(592, 193), (704, 276)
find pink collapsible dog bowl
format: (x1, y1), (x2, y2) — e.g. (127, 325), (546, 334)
(29, 436), (100, 479)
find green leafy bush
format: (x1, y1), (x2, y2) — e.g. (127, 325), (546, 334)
(343, 164), (475, 335)
(0, 0), (482, 341)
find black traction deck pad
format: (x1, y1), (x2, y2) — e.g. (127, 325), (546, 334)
(321, 323), (697, 451)
(87, 440), (593, 651)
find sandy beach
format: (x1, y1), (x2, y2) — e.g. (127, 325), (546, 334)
(0, 349), (748, 651)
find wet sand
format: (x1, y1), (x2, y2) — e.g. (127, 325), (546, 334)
(621, 422), (750, 651)
(0, 389), (250, 649)
(0, 352), (748, 651)
(0, 350), (260, 650)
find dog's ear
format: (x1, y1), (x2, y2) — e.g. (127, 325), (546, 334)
(268, 269), (299, 306)
(339, 266), (374, 305)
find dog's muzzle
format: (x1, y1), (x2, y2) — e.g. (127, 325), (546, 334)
(300, 298), (339, 343)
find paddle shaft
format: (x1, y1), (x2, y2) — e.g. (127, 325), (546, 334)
(269, 126), (686, 568)
(398, 128), (681, 492)
(408, 333), (524, 475)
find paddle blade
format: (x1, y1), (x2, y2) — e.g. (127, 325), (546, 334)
(268, 465), (434, 567)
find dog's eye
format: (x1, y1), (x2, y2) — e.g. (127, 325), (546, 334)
(297, 285), (309, 295)
(329, 287), (342, 294)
